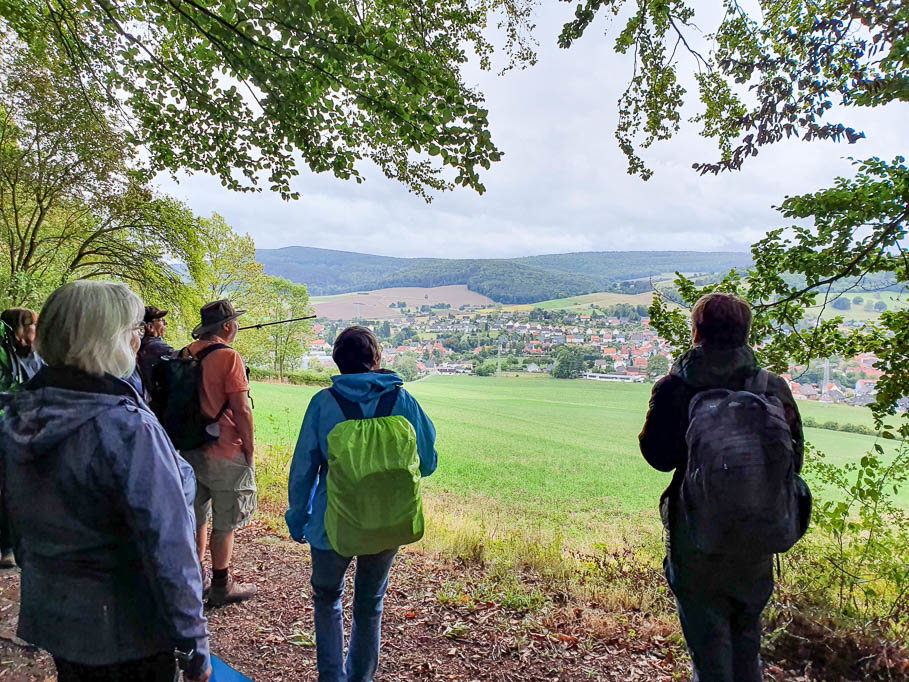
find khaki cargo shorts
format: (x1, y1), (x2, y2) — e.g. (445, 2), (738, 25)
(181, 450), (258, 532)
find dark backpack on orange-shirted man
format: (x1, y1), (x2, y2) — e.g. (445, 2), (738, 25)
(149, 344), (229, 450)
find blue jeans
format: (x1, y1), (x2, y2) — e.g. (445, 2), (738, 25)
(665, 555), (774, 682)
(310, 547), (398, 682)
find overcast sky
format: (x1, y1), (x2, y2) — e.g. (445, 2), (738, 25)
(157, 3), (906, 259)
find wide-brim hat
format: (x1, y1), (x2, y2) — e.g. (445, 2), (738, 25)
(144, 305), (169, 323)
(192, 299), (246, 338)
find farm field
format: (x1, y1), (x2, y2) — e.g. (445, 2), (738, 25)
(311, 285), (493, 320)
(251, 375), (906, 554)
(488, 291), (661, 313)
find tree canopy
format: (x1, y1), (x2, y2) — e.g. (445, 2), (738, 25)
(1, 0), (536, 199)
(558, 0), (906, 179)
(0, 43), (200, 308)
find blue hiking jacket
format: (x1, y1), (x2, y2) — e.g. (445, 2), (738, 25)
(0, 366), (210, 669)
(286, 372), (437, 550)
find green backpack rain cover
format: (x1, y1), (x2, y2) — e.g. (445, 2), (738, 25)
(325, 386), (424, 557)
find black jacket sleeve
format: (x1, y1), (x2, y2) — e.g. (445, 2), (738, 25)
(639, 375), (690, 473)
(768, 374), (805, 474)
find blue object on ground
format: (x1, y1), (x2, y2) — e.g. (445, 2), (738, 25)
(211, 655), (253, 681)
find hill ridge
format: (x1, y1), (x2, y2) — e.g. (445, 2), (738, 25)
(257, 246), (753, 304)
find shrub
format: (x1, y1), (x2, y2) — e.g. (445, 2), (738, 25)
(802, 416), (883, 438)
(832, 297), (852, 310)
(794, 441), (909, 640)
(249, 366), (335, 386)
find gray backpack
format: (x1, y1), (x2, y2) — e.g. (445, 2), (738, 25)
(681, 370), (811, 555)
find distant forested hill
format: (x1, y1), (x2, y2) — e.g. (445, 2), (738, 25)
(256, 246), (754, 303)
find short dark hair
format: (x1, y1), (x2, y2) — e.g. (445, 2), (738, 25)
(1, 308), (37, 335)
(691, 293), (752, 348)
(332, 326), (380, 374)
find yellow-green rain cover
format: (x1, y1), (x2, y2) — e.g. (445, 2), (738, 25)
(325, 415), (424, 557)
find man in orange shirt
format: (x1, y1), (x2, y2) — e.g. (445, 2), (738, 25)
(182, 300), (257, 607)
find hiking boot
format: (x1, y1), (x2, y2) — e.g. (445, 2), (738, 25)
(0, 549), (15, 569)
(201, 566), (212, 600)
(207, 571), (257, 607)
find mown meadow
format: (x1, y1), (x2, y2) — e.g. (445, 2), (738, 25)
(252, 374), (906, 558)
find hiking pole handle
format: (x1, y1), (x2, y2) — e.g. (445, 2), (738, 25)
(238, 315), (317, 331)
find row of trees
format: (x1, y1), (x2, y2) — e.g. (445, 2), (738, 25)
(0, 44), (313, 377)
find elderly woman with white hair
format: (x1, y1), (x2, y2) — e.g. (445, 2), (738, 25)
(0, 281), (211, 682)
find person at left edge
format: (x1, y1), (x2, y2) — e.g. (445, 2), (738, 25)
(0, 308), (43, 383)
(0, 281), (211, 682)
(0, 307), (44, 569)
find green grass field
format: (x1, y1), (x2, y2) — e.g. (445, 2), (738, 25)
(811, 291), (907, 322)
(484, 289), (906, 321)
(251, 375), (906, 553)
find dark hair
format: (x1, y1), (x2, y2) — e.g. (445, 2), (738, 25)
(1, 308), (38, 335)
(332, 326), (380, 374)
(691, 293), (752, 348)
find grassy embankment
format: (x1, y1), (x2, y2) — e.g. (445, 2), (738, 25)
(252, 374), (903, 559)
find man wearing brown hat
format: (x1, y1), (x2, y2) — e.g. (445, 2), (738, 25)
(137, 306), (175, 398)
(181, 300), (257, 606)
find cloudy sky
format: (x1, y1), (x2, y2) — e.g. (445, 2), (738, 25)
(157, 3), (906, 259)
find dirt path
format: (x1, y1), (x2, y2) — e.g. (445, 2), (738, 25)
(0, 521), (805, 681)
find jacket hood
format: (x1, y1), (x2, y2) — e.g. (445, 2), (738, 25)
(670, 345), (758, 389)
(330, 371), (403, 402)
(0, 387), (131, 462)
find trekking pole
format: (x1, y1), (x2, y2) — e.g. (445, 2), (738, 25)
(238, 315), (317, 331)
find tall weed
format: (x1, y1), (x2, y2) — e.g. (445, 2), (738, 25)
(791, 439), (909, 639)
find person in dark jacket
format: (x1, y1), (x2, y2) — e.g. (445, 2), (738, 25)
(639, 293), (803, 682)
(137, 305), (175, 400)
(0, 308), (44, 568)
(0, 308), (43, 382)
(0, 281), (211, 682)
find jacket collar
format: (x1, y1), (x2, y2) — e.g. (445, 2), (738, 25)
(670, 345), (758, 389)
(26, 365), (138, 400)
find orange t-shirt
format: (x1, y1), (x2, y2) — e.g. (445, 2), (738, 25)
(188, 337), (250, 461)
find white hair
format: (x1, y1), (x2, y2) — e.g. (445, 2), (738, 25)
(36, 280), (143, 378)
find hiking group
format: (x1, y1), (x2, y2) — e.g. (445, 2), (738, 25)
(0, 282), (809, 682)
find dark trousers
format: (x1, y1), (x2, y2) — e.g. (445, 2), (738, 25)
(0, 493), (12, 551)
(54, 652), (177, 682)
(665, 555), (773, 682)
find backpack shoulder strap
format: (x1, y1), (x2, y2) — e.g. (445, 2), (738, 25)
(745, 369), (770, 395)
(191, 343), (232, 422)
(375, 386), (401, 418)
(195, 343), (229, 362)
(329, 387), (364, 420)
